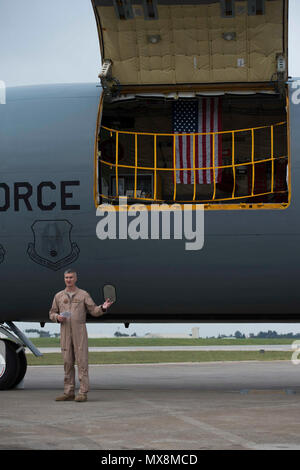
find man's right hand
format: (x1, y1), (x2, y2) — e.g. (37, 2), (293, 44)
(57, 315), (66, 323)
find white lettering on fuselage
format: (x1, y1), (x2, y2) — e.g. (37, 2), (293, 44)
(96, 197), (204, 251)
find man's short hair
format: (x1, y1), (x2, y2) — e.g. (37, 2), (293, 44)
(64, 269), (77, 276)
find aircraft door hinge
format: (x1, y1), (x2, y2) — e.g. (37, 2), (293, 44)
(98, 59), (121, 99)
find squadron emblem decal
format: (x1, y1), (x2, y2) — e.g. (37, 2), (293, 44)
(0, 245), (5, 264)
(27, 220), (80, 271)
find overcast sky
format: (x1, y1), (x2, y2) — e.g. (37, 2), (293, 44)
(1, 1), (300, 337)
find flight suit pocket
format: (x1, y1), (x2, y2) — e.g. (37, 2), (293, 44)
(60, 332), (67, 350)
(59, 297), (70, 312)
(72, 300), (85, 323)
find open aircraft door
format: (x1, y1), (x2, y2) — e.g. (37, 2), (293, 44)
(92, 1), (290, 210)
(92, 0), (288, 91)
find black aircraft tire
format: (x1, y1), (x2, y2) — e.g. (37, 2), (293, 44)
(0, 339), (20, 390)
(9, 342), (27, 388)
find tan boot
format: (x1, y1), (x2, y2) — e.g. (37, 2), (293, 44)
(75, 393), (87, 402)
(55, 393), (75, 401)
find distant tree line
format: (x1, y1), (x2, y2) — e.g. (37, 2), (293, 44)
(114, 331), (137, 337)
(25, 329), (60, 338)
(25, 328), (300, 340)
(25, 329), (138, 338)
(216, 330), (300, 339)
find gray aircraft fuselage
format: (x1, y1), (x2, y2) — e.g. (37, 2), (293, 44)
(0, 83), (299, 324)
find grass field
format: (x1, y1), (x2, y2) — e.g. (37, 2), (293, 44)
(30, 337), (296, 348)
(26, 337), (295, 365)
(26, 350), (292, 366)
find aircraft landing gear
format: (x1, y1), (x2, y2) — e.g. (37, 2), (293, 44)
(0, 339), (27, 390)
(0, 322), (42, 391)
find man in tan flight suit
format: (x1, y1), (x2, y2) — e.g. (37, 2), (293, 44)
(49, 269), (113, 402)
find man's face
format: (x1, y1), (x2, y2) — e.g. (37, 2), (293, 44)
(64, 272), (77, 288)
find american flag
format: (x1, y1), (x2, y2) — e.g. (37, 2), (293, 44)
(173, 98), (223, 184)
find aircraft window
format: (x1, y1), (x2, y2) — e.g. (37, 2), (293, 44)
(97, 95), (289, 210)
(248, 0), (265, 15)
(221, 0), (235, 18)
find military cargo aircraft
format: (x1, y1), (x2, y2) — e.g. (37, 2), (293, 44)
(0, 0), (296, 390)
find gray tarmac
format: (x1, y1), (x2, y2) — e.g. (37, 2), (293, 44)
(1, 361), (300, 450)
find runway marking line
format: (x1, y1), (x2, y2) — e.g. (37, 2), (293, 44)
(26, 360), (292, 368)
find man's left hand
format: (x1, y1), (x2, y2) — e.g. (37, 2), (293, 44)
(102, 298), (114, 311)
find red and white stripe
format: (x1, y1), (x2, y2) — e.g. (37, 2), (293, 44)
(176, 98), (222, 184)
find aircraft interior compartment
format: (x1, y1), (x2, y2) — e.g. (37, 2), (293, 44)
(97, 91), (288, 207)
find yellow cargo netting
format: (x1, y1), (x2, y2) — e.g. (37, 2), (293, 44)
(97, 121), (288, 207)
